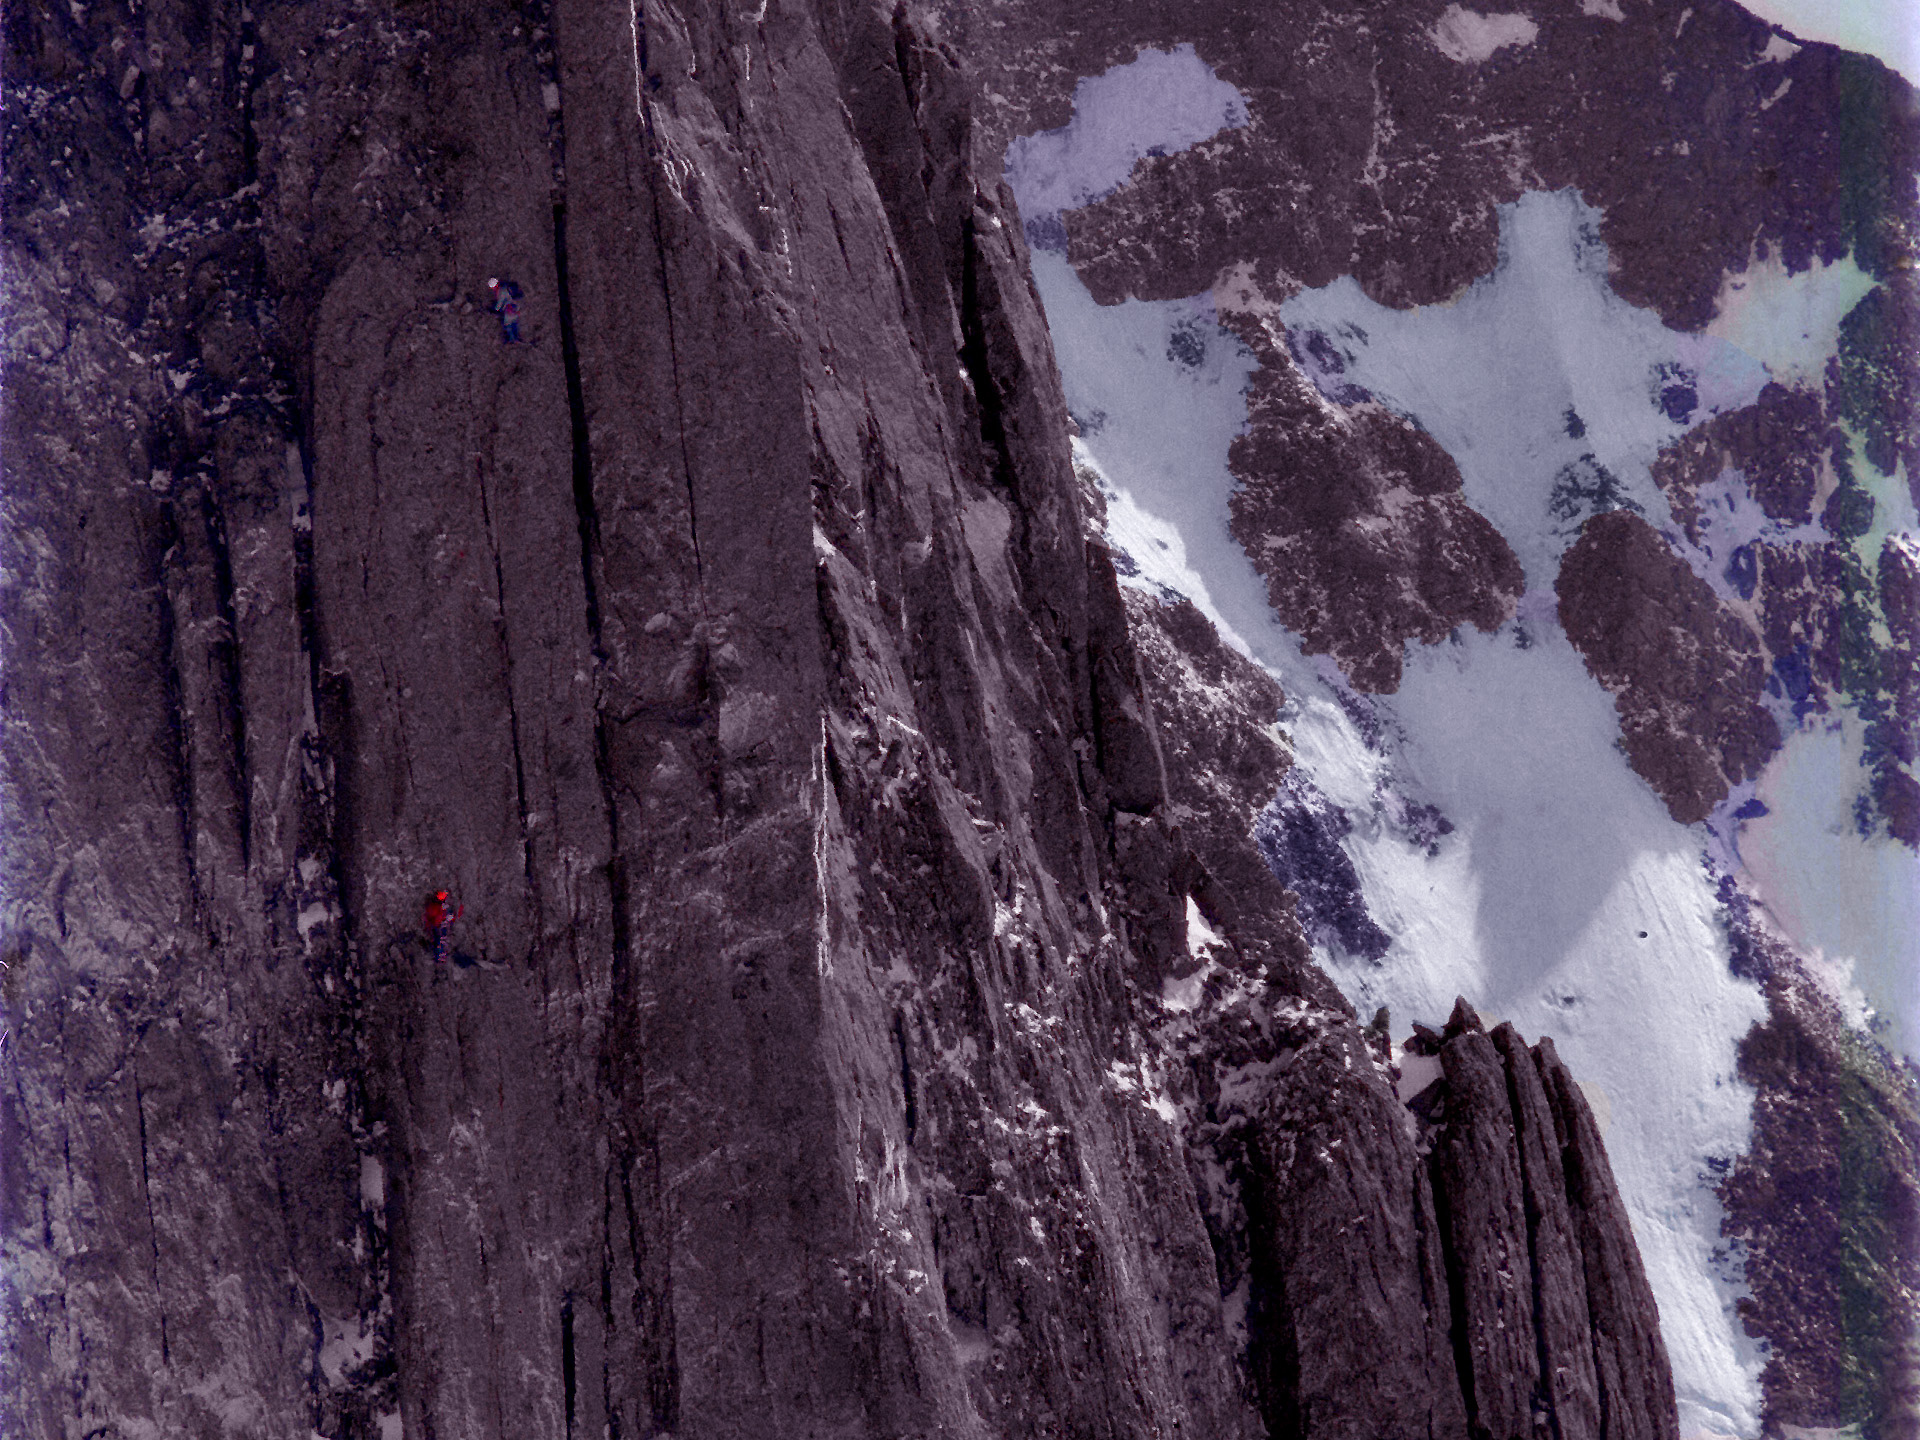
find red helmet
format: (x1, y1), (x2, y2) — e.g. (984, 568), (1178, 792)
(435, 889), (449, 900)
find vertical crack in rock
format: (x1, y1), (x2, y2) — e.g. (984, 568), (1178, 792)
(630, 71), (707, 605)
(132, 1059), (170, 1368)
(551, 197), (602, 645)
(620, 1157), (678, 1434)
(1494, 1023), (1603, 1440)
(198, 486), (253, 873)
(1427, 1140), (1485, 1434)
(155, 492), (206, 932)
(893, 1011), (918, 1140)
(560, 1293), (577, 1440)
(474, 457), (539, 906)
(541, 49), (634, 987)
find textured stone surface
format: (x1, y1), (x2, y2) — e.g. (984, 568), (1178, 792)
(1556, 510), (1782, 824)
(1437, 1021), (1543, 1439)
(4, 1), (1686, 1437)
(1717, 915), (1920, 1438)
(1651, 382), (1830, 542)
(1647, 380), (1920, 839)
(1492, 1022), (1602, 1440)
(1537, 1038), (1681, 1440)
(1221, 313), (1525, 693)
(1123, 589), (1680, 1440)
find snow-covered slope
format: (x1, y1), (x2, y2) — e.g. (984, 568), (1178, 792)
(1006, 45), (1917, 1439)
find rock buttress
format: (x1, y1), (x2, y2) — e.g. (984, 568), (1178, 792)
(1122, 587), (1681, 1440)
(1, 0), (1248, 1434)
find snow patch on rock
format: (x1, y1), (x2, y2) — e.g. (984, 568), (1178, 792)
(1705, 248), (1875, 390)
(1003, 44), (1249, 224)
(1740, 712), (1920, 1056)
(1429, 6), (1540, 61)
(1277, 189), (1771, 589)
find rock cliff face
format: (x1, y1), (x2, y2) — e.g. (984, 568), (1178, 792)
(7, 2), (1678, 1438)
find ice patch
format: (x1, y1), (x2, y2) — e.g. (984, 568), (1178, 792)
(1578, 1079), (1613, 1138)
(1186, 895), (1226, 956)
(1003, 45), (1248, 224)
(1394, 1050), (1443, 1101)
(949, 1316), (992, 1364)
(319, 1313), (377, 1386)
(1429, 5), (1540, 62)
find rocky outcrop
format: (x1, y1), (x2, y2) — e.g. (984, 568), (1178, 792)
(1651, 382), (1831, 542)
(1122, 587), (1678, 1440)
(4, 3), (1683, 1439)
(956, 0), (1915, 332)
(1221, 313), (1525, 694)
(0, 2), (1249, 1434)
(1718, 908), (1920, 1440)
(1641, 380), (1920, 839)
(1556, 510), (1781, 823)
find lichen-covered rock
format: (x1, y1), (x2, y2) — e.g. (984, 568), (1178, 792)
(1651, 382), (1831, 541)
(1717, 921), (1920, 1439)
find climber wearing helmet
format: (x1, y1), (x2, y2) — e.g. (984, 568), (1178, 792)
(423, 889), (464, 963)
(486, 277), (523, 344)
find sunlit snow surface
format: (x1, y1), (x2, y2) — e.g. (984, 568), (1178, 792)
(1729, 0), (1920, 85)
(1008, 44), (1918, 1440)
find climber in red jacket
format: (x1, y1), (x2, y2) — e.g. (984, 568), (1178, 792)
(486, 277), (523, 344)
(423, 889), (463, 963)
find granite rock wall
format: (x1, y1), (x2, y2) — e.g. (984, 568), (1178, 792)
(3, 3), (1676, 1437)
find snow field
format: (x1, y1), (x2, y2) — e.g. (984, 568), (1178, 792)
(1741, 712), (1920, 1054)
(1276, 189), (1771, 591)
(1725, 0), (1920, 85)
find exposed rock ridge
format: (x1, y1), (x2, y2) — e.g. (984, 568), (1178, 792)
(1640, 381), (1920, 842)
(1217, 304), (1525, 694)
(1122, 587), (1680, 1440)
(5, 3), (1679, 1440)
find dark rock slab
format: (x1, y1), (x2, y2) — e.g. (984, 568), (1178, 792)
(1556, 510), (1781, 823)
(1537, 1039), (1681, 1440)
(1436, 1025), (1542, 1438)
(1493, 1023), (1602, 1440)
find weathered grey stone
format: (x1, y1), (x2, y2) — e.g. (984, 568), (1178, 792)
(1538, 1038), (1682, 1440)
(0, 2), (1688, 1437)
(1492, 1023), (1602, 1440)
